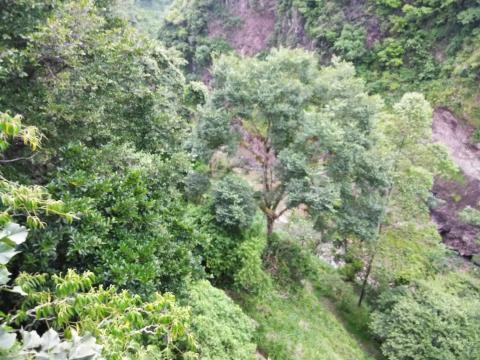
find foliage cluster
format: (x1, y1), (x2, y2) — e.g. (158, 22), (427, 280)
(186, 280), (256, 360)
(282, 0), (480, 120)
(10, 271), (197, 359)
(161, 0), (234, 72)
(371, 272), (480, 360)
(1, 0), (480, 359)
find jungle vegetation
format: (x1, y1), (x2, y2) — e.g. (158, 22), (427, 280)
(0, 1), (479, 359)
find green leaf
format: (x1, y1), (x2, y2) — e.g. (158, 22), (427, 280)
(21, 330), (42, 349)
(0, 242), (18, 265)
(0, 267), (11, 285)
(0, 223), (28, 246)
(0, 328), (17, 350)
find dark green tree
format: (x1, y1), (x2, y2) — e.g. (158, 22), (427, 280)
(196, 49), (384, 237)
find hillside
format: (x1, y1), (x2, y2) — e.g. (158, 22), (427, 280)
(161, 0), (480, 258)
(1, 1), (479, 360)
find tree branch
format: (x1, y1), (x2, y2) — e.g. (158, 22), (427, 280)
(0, 152), (38, 163)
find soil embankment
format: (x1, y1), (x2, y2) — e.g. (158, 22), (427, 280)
(208, 0), (277, 56)
(431, 108), (480, 257)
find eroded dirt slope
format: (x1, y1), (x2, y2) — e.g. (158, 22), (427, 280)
(431, 108), (480, 257)
(208, 0), (277, 56)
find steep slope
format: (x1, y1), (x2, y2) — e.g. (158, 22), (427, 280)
(432, 108), (480, 257)
(208, 0), (277, 56)
(205, 1), (480, 261)
(242, 285), (374, 360)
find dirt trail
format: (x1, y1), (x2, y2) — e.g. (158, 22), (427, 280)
(431, 108), (480, 257)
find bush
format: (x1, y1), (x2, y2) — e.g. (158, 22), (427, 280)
(333, 25), (367, 62)
(233, 219), (272, 295)
(264, 234), (320, 286)
(371, 279), (480, 360)
(22, 143), (202, 295)
(9, 271), (198, 359)
(183, 204), (270, 292)
(375, 38), (404, 68)
(186, 281), (257, 360)
(474, 129), (480, 143)
(184, 170), (211, 202)
(460, 206), (480, 227)
(212, 175), (256, 230)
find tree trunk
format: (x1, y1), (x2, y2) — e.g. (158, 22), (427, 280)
(358, 253), (374, 307)
(267, 216), (274, 238)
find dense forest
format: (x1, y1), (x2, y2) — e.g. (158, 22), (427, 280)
(0, 0), (479, 359)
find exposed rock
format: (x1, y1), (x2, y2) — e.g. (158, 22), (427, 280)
(431, 108), (480, 257)
(208, 0), (277, 56)
(275, 7), (315, 50)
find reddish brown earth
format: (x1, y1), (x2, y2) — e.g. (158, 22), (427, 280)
(431, 108), (480, 257)
(208, 0), (277, 56)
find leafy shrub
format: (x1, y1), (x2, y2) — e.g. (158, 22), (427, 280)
(371, 279), (480, 360)
(233, 219), (272, 295)
(183, 81), (208, 107)
(22, 143), (202, 295)
(194, 38), (232, 68)
(195, 108), (233, 158)
(333, 25), (367, 62)
(212, 176), (256, 230)
(264, 234), (320, 286)
(0, 224), (102, 360)
(375, 38), (404, 68)
(184, 171), (211, 202)
(182, 204), (270, 294)
(9, 271), (198, 359)
(194, 45), (212, 67)
(11, 1), (189, 154)
(474, 129), (480, 143)
(186, 281), (256, 360)
(459, 206), (480, 227)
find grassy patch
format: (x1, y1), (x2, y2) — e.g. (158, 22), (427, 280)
(238, 283), (375, 360)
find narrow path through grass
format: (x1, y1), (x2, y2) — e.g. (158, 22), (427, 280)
(238, 284), (376, 360)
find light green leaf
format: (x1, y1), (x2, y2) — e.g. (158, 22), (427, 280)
(21, 330), (42, 349)
(0, 328), (17, 350)
(0, 267), (11, 285)
(0, 223), (28, 246)
(0, 243), (18, 265)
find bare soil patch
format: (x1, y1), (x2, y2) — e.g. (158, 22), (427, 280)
(208, 0), (277, 56)
(431, 108), (480, 256)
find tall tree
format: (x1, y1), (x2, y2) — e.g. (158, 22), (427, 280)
(196, 49), (383, 237)
(357, 93), (457, 305)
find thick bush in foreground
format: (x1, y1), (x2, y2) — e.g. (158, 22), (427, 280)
(8, 271), (197, 359)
